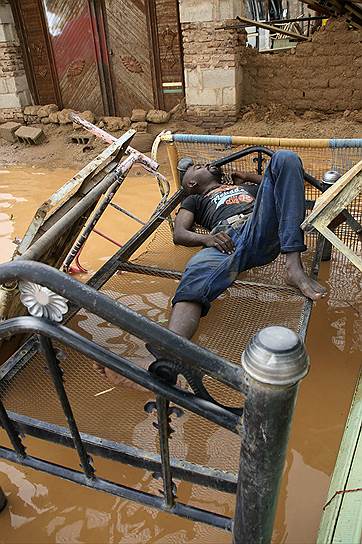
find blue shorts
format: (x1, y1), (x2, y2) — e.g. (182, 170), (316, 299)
(172, 150), (307, 317)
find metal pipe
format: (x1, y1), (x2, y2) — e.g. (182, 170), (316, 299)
(109, 202), (145, 225)
(63, 152), (137, 270)
(0, 262), (245, 393)
(233, 326), (309, 544)
(209, 146), (324, 192)
(0, 398), (26, 458)
(6, 411), (238, 493)
(39, 336), (95, 480)
(0, 446), (232, 531)
(93, 229), (123, 248)
(156, 395), (175, 508)
(18, 166), (125, 262)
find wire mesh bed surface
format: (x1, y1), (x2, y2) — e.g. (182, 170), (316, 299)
(1, 135), (361, 476)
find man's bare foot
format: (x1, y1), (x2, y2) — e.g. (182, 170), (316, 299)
(285, 252), (327, 300)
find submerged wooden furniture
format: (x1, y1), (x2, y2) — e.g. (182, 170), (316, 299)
(302, 160), (362, 272)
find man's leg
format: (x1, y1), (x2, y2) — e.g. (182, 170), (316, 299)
(166, 150), (326, 341)
(244, 149), (326, 299)
(169, 243), (239, 338)
(168, 301), (202, 339)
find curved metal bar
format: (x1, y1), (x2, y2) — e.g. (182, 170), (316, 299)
(0, 261), (246, 393)
(0, 316), (241, 434)
(209, 145), (324, 192)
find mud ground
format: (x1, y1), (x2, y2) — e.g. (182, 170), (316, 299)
(1, 106), (361, 168)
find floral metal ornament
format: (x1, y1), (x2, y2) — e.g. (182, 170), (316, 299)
(19, 282), (68, 322)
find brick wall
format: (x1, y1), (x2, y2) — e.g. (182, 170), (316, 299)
(240, 19), (361, 112)
(182, 20), (244, 129)
(0, 0), (31, 121)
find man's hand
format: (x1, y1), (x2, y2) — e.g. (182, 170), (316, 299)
(203, 232), (235, 254)
(231, 171), (263, 184)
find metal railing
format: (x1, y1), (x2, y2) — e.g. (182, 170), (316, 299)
(0, 261), (309, 543)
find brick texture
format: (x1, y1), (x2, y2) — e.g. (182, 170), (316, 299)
(182, 20), (244, 128)
(0, 43), (24, 78)
(240, 20), (362, 112)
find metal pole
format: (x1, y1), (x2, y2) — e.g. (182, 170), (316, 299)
(63, 152), (137, 271)
(0, 486), (7, 513)
(321, 171), (341, 261)
(233, 326), (309, 544)
(39, 336), (95, 480)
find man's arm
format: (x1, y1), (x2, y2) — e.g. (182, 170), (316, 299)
(231, 171), (263, 184)
(173, 209), (235, 254)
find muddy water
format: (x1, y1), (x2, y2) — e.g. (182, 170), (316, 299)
(0, 165), (361, 544)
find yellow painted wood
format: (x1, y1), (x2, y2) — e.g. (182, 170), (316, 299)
(166, 143), (180, 189)
(317, 373), (362, 543)
(159, 134), (331, 148)
(231, 136), (330, 147)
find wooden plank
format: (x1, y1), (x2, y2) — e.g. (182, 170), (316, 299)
(317, 373), (362, 543)
(302, 160), (362, 271)
(235, 15), (310, 41)
(43, 0), (105, 115)
(105, 0), (155, 116)
(303, 161), (362, 228)
(319, 225), (362, 271)
(14, 0), (60, 105)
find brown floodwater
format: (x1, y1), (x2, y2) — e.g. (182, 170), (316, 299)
(0, 165), (361, 544)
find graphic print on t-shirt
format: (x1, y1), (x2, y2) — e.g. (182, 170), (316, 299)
(208, 185), (254, 209)
(180, 184), (258, 231)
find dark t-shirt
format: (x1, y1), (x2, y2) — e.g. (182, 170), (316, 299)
(180, 183), (259, 231)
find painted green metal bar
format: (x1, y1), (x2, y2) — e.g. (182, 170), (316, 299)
(317, 372), (362, 543)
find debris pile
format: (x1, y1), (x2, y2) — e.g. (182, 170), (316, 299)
(21, 105), (173, 135)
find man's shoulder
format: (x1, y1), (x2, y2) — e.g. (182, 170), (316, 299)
(181, 194), (200, 208)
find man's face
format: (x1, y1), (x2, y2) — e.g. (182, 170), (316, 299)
(182, 164), (220, 195)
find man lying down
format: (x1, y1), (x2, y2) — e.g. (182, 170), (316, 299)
(95, 149), (326, 385)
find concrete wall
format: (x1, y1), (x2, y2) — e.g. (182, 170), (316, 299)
(0, 0), (32, 121)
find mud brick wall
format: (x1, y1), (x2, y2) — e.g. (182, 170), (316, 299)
(0, 0), (31, 121)
(241, 20), (362, 112)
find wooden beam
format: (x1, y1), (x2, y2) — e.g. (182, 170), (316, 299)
(235, 15), (310, 41)
(302, 161), (362, 229)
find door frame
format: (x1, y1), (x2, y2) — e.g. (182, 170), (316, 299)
(146, 0), (163, 110)
(11, 0), (62, 106)
(146, 0), (185, 111)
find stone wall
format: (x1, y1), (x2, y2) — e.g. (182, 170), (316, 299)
(0, 0), (32, 122)
(240, 20), (361, 112)
(182, 21), (243, 128)
(180, 0), (245, 129)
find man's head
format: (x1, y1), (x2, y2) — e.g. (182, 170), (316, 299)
(177, 157), (222, 195)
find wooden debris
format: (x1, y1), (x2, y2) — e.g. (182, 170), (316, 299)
(302, 160), (362, 271)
